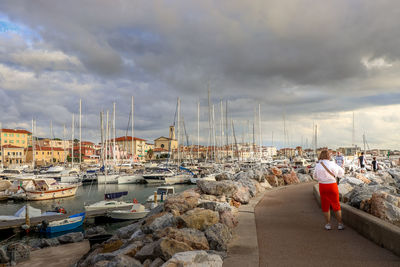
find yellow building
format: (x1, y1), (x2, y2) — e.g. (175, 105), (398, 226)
(111, 136), (147, 161)
(26, 146), (67, 166)
(0, 129), (31, 148)
(154, 126), (178, 152)
(0, 145), (25, 167)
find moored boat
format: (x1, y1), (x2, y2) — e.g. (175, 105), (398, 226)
(108, 203), (149, 220)
(21, 179), (79, 201)
(40, 212), (85, 233)
(84, 191), (133, 211)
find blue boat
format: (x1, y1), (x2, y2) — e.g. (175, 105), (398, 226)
(41, 212), (86, 234)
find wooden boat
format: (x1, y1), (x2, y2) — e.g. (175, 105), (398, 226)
(108, 203), (149, 220)
(21, 179), (79, 201)
(41, 212), (85, 233)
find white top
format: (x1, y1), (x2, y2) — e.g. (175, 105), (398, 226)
(314, 160), (345, 184)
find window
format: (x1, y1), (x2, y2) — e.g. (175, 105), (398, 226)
(3, 133), (6, 137)
(10, 134), (13, 137)
(16, 134), (19, 137)
(4, 140), (7, 143)
(22, 141), (25, 144)
(36, 152), (38, 155)
(17, 140), (19, 143)
(42, 152), (44, 155)
(12, 152), (15, 155)
(10, 140), (14, 143)
(8, 152), (10, 155)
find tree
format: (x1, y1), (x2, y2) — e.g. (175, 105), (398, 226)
(147, 149), (154, 160)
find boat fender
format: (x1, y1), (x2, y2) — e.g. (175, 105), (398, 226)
(131, 210), (136, 212)
(133, 198), (138, 203)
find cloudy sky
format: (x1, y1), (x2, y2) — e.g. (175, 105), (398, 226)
(1, 0), (400, 149)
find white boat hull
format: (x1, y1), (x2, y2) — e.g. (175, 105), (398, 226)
(108, 210), (149, 220)
(117, 175), (143, 184)
(84, 200), (133, 211)
(164, 175), (191, 185)
(97, 174), (119, 184)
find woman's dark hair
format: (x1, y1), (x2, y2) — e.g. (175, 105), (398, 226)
(318, 150), (331, 161)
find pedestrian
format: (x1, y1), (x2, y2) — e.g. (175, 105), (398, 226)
(335, 151), (344, 168)
(314, 150), (345, 230)
(372, 157), (378, 172)
(359, 152), (366, 169)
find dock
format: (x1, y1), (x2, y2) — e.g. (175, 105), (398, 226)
(0, 206), (132, 232)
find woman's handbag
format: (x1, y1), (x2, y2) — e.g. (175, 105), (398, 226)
(320, 162), (339, 184)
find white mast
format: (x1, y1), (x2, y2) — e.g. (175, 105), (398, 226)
(113, 102), (116, 164)
(100, 111), (104, 166)
(352, 111), (355, 148)
(131, 96), (134, 163)
(63, 124), (66, 166)
(105, 110), (109, 178)
(259, 104), (262, 160)
(212, 105), (216, 161)
(50, 120), (54, 164)
(177, 97), (180, 166)
(71, 114), (74, 168)
(197, 100), (200, 161)
(79, 99), (82, 166)
(31, 120), (35, 169)
(220, 100), (224, 162)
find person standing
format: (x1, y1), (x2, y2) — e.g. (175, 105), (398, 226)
(314, 150), (345, 230)
(372, 157), (378, 172)
(335, 151), (344, 168)
(359, 152), (366, 169)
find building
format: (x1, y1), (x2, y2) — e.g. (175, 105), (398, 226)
(0, 145), (25, 167)
(106, 136), (147, 162)
(0, 128), (31, 148)
(26, 146), (67, 166)
(154, 126), (178, 152)
(337, 146), (361, 156)
(36, 138), (72, 149)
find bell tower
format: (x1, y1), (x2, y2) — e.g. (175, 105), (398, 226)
(169, 126), (175, 140)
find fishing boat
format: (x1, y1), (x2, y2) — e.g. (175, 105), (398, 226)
(84, 191), (133, 211)
(146, 186), (175, 203)
(21, 179), (79, 201)
(108, 203), (149, 220)
(40, 212), (85, 234)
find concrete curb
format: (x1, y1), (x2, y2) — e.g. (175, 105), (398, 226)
(313, 184), (400, 257)
(222, 188), (268, 267)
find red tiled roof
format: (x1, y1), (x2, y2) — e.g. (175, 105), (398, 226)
(153, 148), (169, 152)
(110, 136), (147, 142)
(1, 144), (24, 149)
(1, 128), (31, 134)
(81, 141), (94, 145)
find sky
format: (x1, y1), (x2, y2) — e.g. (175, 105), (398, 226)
(0, 0), (400, 149)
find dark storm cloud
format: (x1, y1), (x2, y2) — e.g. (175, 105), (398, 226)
(1, 0), (400, 147)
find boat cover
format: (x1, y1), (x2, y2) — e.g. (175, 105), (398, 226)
(105, 191), (128, 200)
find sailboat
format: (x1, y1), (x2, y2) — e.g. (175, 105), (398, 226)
(85, 105), (133, 211)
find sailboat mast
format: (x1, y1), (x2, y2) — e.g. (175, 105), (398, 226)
(79, 99), (82, 166)
(100, 111), (104, 166)
(105, 110), (109, 176)
(212, 105), (216, 161)
(220, 100), (223, 162)
(50, 121), (54, 164)
(31, 120), (34, 169)
(63, 124), (66, 166)
(131, 96), (134, 163)
(177, 97), (180, 166)
(113, 102), (116, 164)
(259, 104), (262, 160)
(71, 114), (74, 168)
(197, 100), (200, 161)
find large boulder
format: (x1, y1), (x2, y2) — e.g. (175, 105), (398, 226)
(297, 174), (313, 183)
(282, 171), (300, 185)
(197, 180), (238, 197)
(371, 192), (400, 227)
(115, 222), (141, 239)
(161, 250), (223, 267)
(219, 211), (238, 229)
(85, 226), (107, 238)
(347, 185), (397, 212)
(135, 240), (162, 262)
(158, 237), (193, 260)
(108, 254), (142, 267)
(233, 177), (257, 197)
(271, 167), (282, 176)
(259, 180), (273, 189)
(150, 258), (165, 267)
(142, 213), (176, 234)
(265, 174), (284, 187)
(232, 185), (250, 204)
(57, 232), (84, 244)
(355, 173), (371, 184)
(164, 190), (200, 215)
(215, 172), (233, 181)
(154, 227), (209, 250)
(101, 240), (124, 253)
(40, 238), (60, 248)
(338, 183), (354, 201)
(204, 223), (232, 251)
(179, 208), (219, 231)
(115, 241), (144, 257)
(6, 243), (30, 263)
(340, 177), (365, 186)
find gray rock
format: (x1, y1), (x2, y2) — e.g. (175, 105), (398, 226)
(197, 180), (238, 197)
(107, 255), (143, 267)
(197, 201), (218, 211)
(41, 238), (60, 248)
(135, 240), (162, 262)
(57, 232), (84, 244)
(204, 223), (232, 251)
(130, 229), (144, 240)
(347, 185), (397, 211)
(116, 222), (141, 239)
(85, 226), (107, 238)
(215, 202), (232, 213)
(7, 243), (30, 263)
(149, 258), (164, 267)
(143, 259), (152, 267)
(147, 204), (164, 218)
(234, 177), (257, 197)
(92, 253), (116, 265)
(340, 177), (365, 186)
(215, 172), (232, 181)
(27, 239), (42, 250)
(161, 250), (223, 267)
(297, 173), (312, 183)
(232, 185), (250, 204)
(142, 213), (176, 234)
(0, 247), (9, 263)
(206, 250), (228, 259)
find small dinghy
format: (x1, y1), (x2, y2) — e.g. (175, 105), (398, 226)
(108, 202), (149, 220)
(40, 212), (85, 234)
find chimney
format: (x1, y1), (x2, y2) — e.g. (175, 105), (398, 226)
(169, 126), (175, 140)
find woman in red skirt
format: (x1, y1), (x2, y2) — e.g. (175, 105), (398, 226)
(314, 150), (345, 230)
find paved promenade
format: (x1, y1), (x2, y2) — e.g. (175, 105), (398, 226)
(255, 182), (400, 267)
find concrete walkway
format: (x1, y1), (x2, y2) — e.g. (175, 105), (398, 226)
(255, 182), (400, 267)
